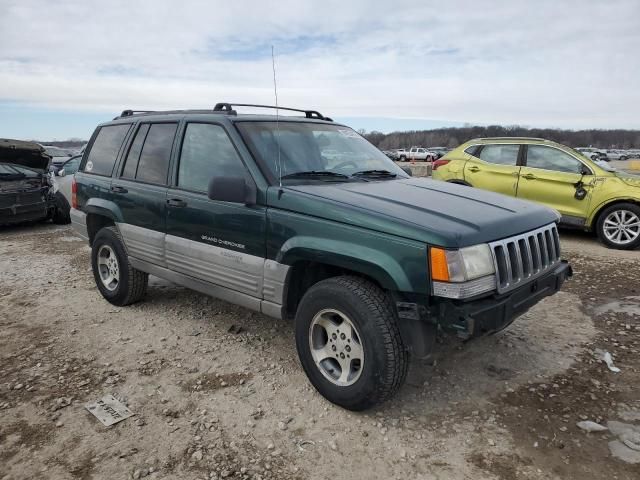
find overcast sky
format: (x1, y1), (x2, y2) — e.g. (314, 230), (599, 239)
(1, 0), (639, 139)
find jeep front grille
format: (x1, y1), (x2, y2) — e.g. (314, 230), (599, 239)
(489, 223), (561, 294)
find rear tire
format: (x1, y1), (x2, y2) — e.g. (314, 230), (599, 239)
(596, 203), (640, 250)
(295, 276), (408, 411)
(91, 226), (148, 305)
(399, 155), (406, 161)
(51, 192), (71, 225)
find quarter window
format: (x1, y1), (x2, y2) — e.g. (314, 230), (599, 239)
(526, 146), (584, 174)
(477, 144), (520, 166)
(178, 123), (245, 193)
(84, 124), (131, 176)
(135, 123), (178, 185)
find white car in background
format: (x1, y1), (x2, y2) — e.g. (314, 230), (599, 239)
(55, 154), (82, 206)
(576, 147), (609, 161)
(397, 147), (438, 162)
(605, 149), (630, 161)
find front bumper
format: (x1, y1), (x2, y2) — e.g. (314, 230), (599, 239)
(437, 260), (572, 338)
(0, 201), (50, 225)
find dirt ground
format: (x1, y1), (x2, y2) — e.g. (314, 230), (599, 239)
(1, 224), (639, 480)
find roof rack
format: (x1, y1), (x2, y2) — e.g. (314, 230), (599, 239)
(475, 137), (549, 142)
(112, 104), (333, 121)
(213, 103), (332, 121)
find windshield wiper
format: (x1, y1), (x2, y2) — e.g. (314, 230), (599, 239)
(281, 170), (350, 181)
(351, 169), (397, 178)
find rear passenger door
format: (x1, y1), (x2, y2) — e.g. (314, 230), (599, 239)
(464, 143), (522, 196)
(164, 122), (267, 299)
(112, 122), (178, 267)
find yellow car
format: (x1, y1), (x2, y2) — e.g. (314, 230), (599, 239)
(432, 137), (640, 249)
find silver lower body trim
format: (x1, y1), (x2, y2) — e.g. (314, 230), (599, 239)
(129, 257), (284, 319)
(70, 208), (88, 240)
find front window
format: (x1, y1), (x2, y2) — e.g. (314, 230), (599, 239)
(526, 145), (585, 174)
(236, 122), (407, 183)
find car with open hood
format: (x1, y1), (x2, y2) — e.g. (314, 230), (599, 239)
(70, 104), (572, 410)
(0, 138), (70, 226)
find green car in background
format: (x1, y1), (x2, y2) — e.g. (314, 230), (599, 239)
(432, 137), (640, 250)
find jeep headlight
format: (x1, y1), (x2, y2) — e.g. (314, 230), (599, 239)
(430, 244), (496, 299)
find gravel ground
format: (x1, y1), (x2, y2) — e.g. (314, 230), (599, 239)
(1, 223), (639, 480)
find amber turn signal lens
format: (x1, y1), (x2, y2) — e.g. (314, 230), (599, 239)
(430, 247), (450, 282)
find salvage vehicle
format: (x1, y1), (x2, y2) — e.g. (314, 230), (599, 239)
(432, 137), (640, 249)
(71, 104), (572, 410)
(0, 138), (70, 226)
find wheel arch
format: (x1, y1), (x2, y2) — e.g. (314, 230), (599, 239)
(447, 179), (472, 187)
(588, 198), (640, 230)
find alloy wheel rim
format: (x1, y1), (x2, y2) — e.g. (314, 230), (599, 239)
(308, 309), (364, 387)
(603, 210), (640, 245)
(97, 245), (120, 291)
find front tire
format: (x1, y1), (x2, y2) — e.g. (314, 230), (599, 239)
(596, 203), (640, 250)
(91, 226), (148, 305)
(295, 276), (408, 411)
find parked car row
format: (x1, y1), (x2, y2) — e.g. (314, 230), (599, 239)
(383, 147), (451, 162)
(575, 147), (640, 162)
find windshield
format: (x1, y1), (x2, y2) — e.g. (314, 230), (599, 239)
(45, 146), (72, 157)
(236, 122), (407, 183)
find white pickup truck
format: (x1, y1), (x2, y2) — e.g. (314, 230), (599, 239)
(397, 147), (437, 162)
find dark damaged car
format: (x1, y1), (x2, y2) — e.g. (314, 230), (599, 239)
(0, 138), (71, 226)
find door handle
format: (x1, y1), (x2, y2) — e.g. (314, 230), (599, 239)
(110, 185), (128, 193)
(167, 198), (187, 208)
(468, 166), (480, 173)
(522, 173), (537, 180)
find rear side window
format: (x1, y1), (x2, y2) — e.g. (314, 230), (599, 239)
(127, 123), (177, 185)
(84, 124), (131, 176)
(178, 123), (245, 193)
(478, 144), (520, 166)
(121, 124), (150, 179)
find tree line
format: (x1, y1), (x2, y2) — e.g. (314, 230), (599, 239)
(362, 126), (640, 150)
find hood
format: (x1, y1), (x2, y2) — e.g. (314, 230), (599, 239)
(615, 171), (640, 188)
(269, 178), (560, 248)
(0, 138), (51, 171)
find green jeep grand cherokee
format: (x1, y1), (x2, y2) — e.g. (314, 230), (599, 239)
(71, 103), (572, 410)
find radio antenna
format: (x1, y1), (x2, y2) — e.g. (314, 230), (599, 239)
(271, 45), (283, 188)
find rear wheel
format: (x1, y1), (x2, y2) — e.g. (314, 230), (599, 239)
(295, 276), (408, 410)
(91, 226), (148, 305)
(51, 191), (71, 225)
(596, 203), (640, 250)
(399, 155), (406, 161)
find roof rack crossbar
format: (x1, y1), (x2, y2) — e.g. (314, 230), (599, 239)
(213, 103), (332, 121)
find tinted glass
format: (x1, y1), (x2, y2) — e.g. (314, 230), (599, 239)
(135, 123), (177, 185)
(178, 123), (245, 192)
(478, 144), (520, 166)
(121, 124), (150, 179)
(84, 124), (131, 176)
(526, 146), (584, 174)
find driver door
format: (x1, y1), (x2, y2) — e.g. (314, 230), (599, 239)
(517, 145), (593, 225)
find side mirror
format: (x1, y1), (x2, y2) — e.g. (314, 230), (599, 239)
(581, 165), (591, 176)
(208, 176), (257, 205)
(58, 169), (66, 177)
(400, 166), (413, 176)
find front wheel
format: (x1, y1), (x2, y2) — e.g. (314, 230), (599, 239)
(91, 226), (148, 305)
(596, 203), (640, 250)
(295, 276), (408, 411)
